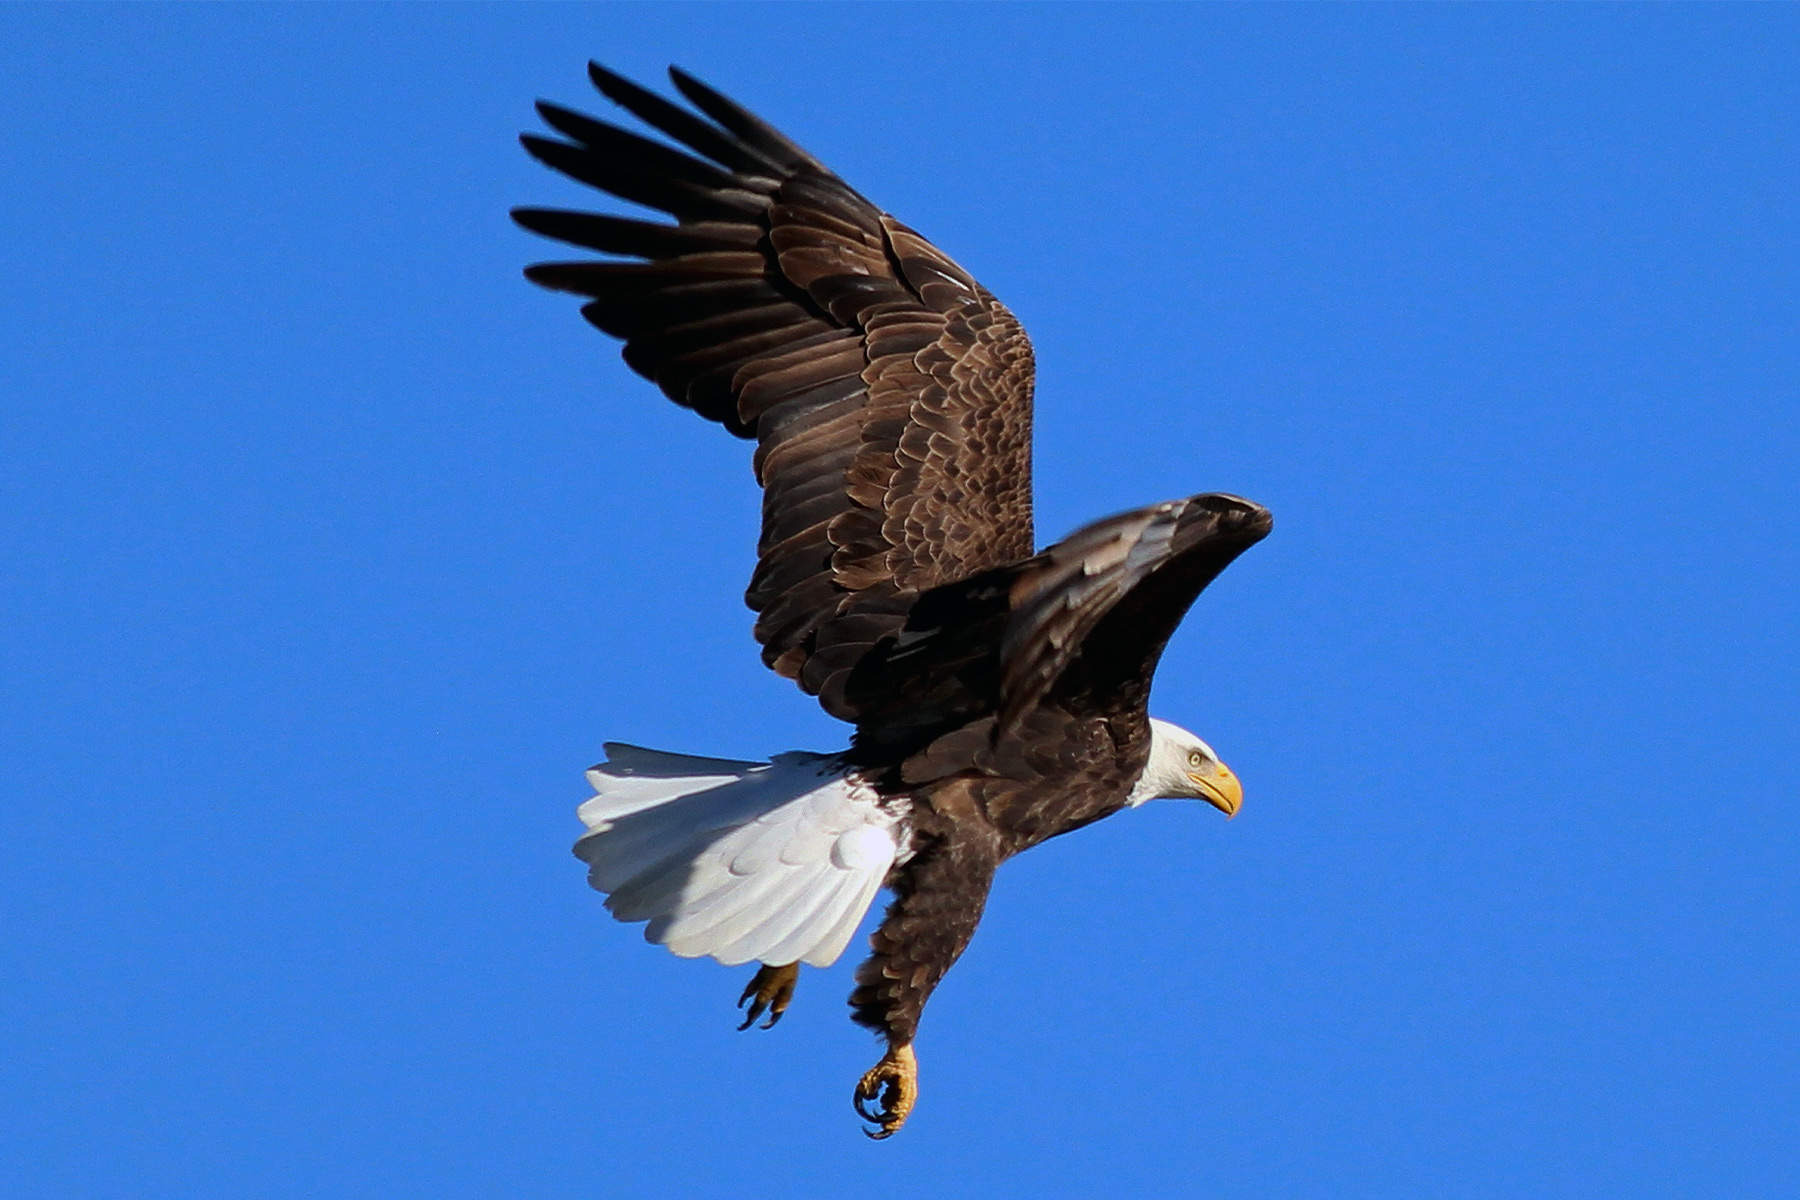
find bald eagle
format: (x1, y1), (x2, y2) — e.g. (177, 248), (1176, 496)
(516, 64), (1272, 1138)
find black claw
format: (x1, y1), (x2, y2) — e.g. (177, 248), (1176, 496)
(737, 964), (798, 1032)
(736, 976), (765, 1030)
(852, 1080), (892, 1127)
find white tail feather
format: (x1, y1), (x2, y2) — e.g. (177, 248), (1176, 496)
(575, 743), (908, 969)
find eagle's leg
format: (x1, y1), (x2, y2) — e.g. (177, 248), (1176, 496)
(853, 1040), (918, 1139)
(737, 961), (799, 1031)
(847, 812), (1001, 1139)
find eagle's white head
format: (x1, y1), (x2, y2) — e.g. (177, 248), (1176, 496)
(1126, 717), (1243, 815)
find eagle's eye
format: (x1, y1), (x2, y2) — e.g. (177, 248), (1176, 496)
(1187, 750), (1204, 769)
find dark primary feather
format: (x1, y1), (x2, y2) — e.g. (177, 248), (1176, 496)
(516, 66), (1036, 713)
(586, 64), (796, 176)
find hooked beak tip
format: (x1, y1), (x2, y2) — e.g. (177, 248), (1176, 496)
(1190, 771), (1243, 818)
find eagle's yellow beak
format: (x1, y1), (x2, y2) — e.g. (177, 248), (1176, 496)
(1188, 762), (1243, 818)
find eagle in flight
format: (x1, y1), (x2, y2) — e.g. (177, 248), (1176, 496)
(515, 64), (1272, 1138)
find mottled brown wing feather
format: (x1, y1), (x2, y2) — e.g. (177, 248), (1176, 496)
(515, 65), (1035, 718)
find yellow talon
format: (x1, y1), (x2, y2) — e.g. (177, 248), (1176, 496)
(853, 1042), (918, 1139)
(737, 962), (799, 1030)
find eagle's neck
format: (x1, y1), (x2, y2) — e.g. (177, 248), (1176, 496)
(1123, 723), (1180, 805)
(1124, 718), (1191, 807)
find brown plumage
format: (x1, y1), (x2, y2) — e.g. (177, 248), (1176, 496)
(522, 64), (1271, 1138)
(517, 65), (1034, 714)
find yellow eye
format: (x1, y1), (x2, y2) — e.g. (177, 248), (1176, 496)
(1187, 751), (1204, 768)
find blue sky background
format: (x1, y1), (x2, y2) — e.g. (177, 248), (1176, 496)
(3, 4), (1796, 1197)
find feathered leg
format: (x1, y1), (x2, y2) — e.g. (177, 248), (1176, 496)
(847, 824), (1000, 1138)
(737, 962), (799, 1030)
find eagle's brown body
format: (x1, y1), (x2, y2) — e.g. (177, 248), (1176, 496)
(520, 64), (1270, 1136)
(850, 710), (1150, 1044)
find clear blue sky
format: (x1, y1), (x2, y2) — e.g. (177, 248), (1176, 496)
(3, 4), (1796, 1197)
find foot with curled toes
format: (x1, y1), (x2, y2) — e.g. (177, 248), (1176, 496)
(853, 1041), (918, 1139)
(736, 962), (799, 1031)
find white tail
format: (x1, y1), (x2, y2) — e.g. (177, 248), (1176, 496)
(574, 744), (908, 969)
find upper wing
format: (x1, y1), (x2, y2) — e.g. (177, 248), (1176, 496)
(994, 493), (1272, 735)
(844, 493), (1273, 753)
(515, 65), (1036, 717)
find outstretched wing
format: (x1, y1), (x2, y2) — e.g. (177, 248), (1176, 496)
(845, 493), (1273, 753)
(994, 493), (1272, 734)
(515, 65), (1036, 718)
